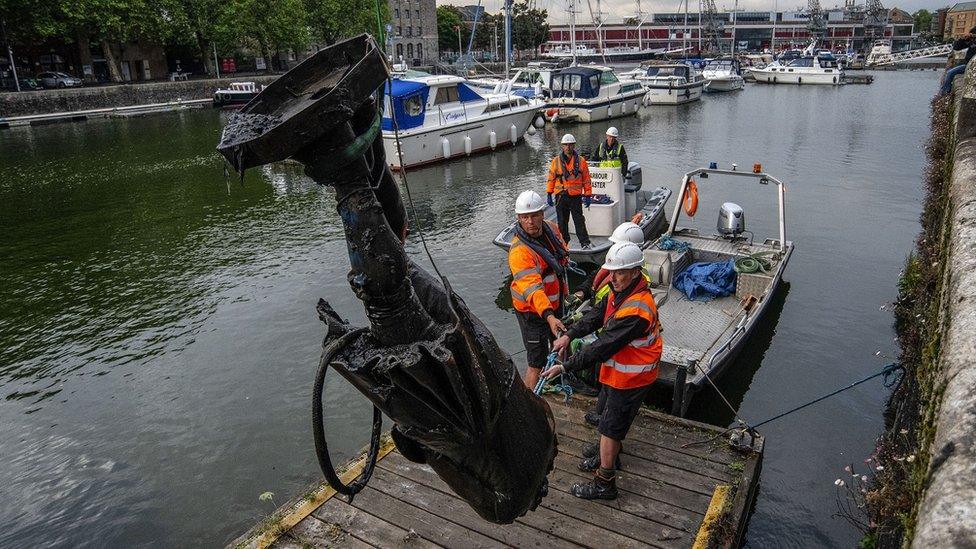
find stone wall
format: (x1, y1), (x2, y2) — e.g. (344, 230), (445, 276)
(0, 75), (279, 118)
(911, 57), (976, 547)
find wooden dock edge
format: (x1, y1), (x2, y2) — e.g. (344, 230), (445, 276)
(228, 434), (396, 549)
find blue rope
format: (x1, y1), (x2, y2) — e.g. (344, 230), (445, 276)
(533, 352), (574, 402)
(658, 235), (691, 252)
(566, 260), (587, 277)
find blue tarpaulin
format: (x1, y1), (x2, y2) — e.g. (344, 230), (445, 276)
(673, 259), (737, 301)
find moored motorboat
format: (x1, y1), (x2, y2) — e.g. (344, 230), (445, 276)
(493, 165), (672, 265)
(467, 62), (560, 98)
(623, 63), (704, 105)
(212, 82), (264, 108)
(382, 74), (544, 170)
(543, 66), (647, 123)
(749, 42), (844, 85)
(702, 58), (745, 93)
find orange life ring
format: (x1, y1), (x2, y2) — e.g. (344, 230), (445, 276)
(683, 180), (699, 217)
(545, 108), (559, 119)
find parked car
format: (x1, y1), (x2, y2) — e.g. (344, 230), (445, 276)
(37, 72), (83, 89)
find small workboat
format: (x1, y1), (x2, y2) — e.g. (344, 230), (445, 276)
(543, 66), (647, 123)
(702, 58), (745, 92)
(382, 74), (544, 170)
(212, 82), (264, 108)
(492, 165), (672, 265)
(567, 165), (793, 416)
(622, 63), (704, 105)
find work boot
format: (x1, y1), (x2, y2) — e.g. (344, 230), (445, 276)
(584, 409), (601, 427)
(582, 440), (623, 459)
(571, 469), (618, 500)
(578, 453), (621, 472)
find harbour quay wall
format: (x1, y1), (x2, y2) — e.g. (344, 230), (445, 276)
(911, 57), (976, 547)
(0, 76), (279, 117)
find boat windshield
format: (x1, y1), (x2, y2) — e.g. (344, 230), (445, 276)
(787, 57), (814, 67)
(645, 66), (685, 77)
(599, 70), (618, 84)
(705, 60), (733, 70)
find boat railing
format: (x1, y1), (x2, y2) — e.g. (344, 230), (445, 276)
(666, 167), (787, 253)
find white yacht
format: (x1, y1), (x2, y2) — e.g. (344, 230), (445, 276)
(544, 66), (647, 123)
(543, 44), (598, 59)
(467, 62), (559, 99)
(382, 75), (543, 170)
(749, 43), (844, 85)
(702, 58), (744, 92)
(623, 63), (704, 105)
(212, 82), (265, 108)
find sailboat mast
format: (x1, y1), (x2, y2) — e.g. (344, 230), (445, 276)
(570, 0), (577, 65)
(732, 0), (738, 54)
(683, 0), (688, 53)
(771, 0), (777, 54)
(504, 0), (512, 77)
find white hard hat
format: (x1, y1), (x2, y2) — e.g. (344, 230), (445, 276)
(606, 126), (619, 137)
(602, 242), (644, 271)
(560, 133), (576, 145)
(515, 190), (547, 215)
(608, 222), (644, 245)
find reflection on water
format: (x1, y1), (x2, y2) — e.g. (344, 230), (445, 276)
(0, 70), (938, 547)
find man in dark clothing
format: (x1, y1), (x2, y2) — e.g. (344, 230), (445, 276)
(590, 126), (629, 179)
(941, 28), (976, 95)
(543, 242), (661, 500)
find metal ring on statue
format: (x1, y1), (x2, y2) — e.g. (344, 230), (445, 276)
(312, 327), (382, 501)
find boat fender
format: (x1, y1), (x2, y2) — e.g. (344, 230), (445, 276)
(607, 104), (613, 117)
(527, 125), (537, 136)
(833, 76), (837, 84)
(683, 179), (699, 217)
(464, 136), (472, 155)
(510, 124), (518, 145)
(797, 77), (802, 85)
(533, 114), (546, 129)
(489, 130), (497, 150)
(773, 76), (777, 83)
(441, 138), (451, 159)
(621, 100), (627, 114)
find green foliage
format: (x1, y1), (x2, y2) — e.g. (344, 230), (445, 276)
(511, 0), (548, 52)
(306, 0), (388, 46)
(437, 5), (465, 53)
(913, 9), (933, 36)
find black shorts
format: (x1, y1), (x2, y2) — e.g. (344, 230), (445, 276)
(515, 310), (553, 369)
(598, 384), (653, 441)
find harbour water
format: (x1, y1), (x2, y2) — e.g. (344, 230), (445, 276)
(0, 70), (939, 547)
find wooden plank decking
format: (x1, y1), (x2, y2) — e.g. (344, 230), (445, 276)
(231, 396), (763, 549)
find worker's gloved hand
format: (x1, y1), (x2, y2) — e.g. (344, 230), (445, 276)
(583, 195), (591, 209)
(547, 193), (554, 207)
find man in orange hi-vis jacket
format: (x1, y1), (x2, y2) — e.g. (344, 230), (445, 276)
(544, 241), (661, 501)
(546, 133), (593, 249)
(509, 190), (569, 389)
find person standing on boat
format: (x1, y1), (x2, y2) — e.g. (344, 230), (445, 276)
(542, 242), (661, 500)
(590, 126), (629, 179)
(509, 190), (569, 390)
(546, 134), (593, 249)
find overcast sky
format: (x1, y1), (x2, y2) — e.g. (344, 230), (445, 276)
(436, 0), (952, 24)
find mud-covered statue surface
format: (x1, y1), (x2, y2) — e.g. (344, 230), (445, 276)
(216, 34), (557, 524)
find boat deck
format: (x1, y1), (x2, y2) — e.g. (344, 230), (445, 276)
(230, 396), (763, 549)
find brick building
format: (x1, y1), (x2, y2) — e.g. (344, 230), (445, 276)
(388, 0), (439, 65)
(945, 2), (976, 39)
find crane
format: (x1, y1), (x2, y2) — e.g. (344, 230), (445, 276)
(807, 0), (827, 44)
(699, 0), (724, 54)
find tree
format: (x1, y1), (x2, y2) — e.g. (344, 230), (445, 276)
(437, 5), (465, 54)
(913, 9), (932, 36)
(216, 0), (310, 71)
(305, 0), (388, 47)
(511, 0), (548, 53)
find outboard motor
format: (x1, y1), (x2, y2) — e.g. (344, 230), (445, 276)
(624, 161), (642, 192)
(717, 202), (745, 238)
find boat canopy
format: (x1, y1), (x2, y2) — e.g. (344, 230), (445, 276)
(383, 79), (429, 130)
(550, 67), (603, 99)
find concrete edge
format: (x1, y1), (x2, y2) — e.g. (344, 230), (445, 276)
(910, 57), (976, 548)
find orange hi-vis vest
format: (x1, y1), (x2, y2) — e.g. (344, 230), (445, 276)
(509, 222), (567, 317)
(599, 279), (662, 389)
(545, 152), (592, 196)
